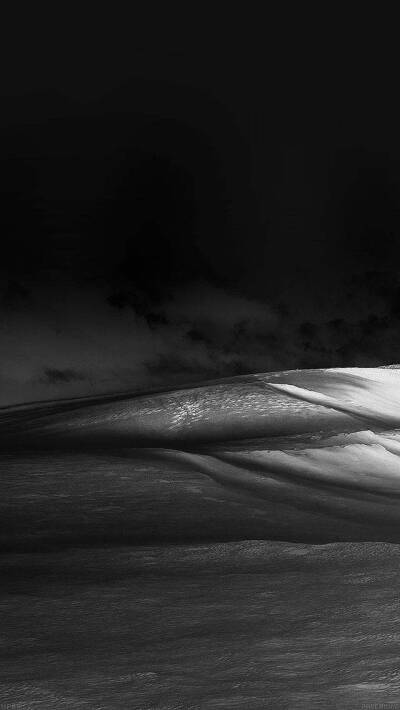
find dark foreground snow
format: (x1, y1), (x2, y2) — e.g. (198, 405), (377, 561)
(2, 541), (400, 709)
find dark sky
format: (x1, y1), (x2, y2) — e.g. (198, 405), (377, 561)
(1, 8), (400, 404)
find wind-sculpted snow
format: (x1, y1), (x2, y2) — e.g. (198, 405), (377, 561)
(266, 369), (400, 427)
(2, 366), (400, 545)
(1, 367), (394, 446)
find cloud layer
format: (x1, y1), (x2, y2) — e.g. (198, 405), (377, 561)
(2, 265), (400, 406)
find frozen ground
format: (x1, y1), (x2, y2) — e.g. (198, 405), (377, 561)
(2, 366), (400, 707)
(2, 541), (400, 709)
